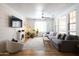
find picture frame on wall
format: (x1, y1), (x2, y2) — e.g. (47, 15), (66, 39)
(9, 16), (22, 28)
(12, 20), (22, 28)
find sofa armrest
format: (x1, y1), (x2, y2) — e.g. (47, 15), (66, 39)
(58, 40), (79, 51)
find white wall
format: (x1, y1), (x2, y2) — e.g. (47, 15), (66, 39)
(0, 4), (24, 52)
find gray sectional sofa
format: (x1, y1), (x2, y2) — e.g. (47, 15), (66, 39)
(46, 32), (79, 51)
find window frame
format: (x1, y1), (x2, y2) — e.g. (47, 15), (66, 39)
(69, 10), (76, 35)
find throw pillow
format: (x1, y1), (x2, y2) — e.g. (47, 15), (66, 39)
(57, 34), (62, 39)
(61, 34), (67, 40)
(47, 32), (49, 34)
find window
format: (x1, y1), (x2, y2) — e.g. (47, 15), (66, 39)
(55, 19), (59, 32)
(55, 10), (76, 35)
(59, 16), (67, 33)
(34, 21), (47, 32)
(69, 10), (76, 35)
(55, 16), (67, 33)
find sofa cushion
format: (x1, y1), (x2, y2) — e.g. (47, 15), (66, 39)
(49, 32), (54, 36)
(53, 32), (57, 36)
(52, 38), (62, 45)
(66, 35), (79, 40)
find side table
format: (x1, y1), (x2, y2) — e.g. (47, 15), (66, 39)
(43, 37), (49, 46)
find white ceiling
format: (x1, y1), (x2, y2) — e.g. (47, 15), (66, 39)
(5, 3), (77, 19)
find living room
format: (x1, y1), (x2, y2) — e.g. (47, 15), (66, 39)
(0, 3), (79, 56)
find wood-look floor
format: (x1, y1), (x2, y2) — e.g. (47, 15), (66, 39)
(3, 37), (79, 56)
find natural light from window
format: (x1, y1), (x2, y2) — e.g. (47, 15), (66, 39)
(34, 21), (47, 32)
(69, 10), (76, 35)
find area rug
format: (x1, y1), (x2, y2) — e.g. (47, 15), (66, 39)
(23, 37), (45, 50)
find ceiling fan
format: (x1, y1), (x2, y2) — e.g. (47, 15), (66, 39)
(41, 10), (53, 20)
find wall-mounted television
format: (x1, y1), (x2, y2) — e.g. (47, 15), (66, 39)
(9, 16), (22, 28)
